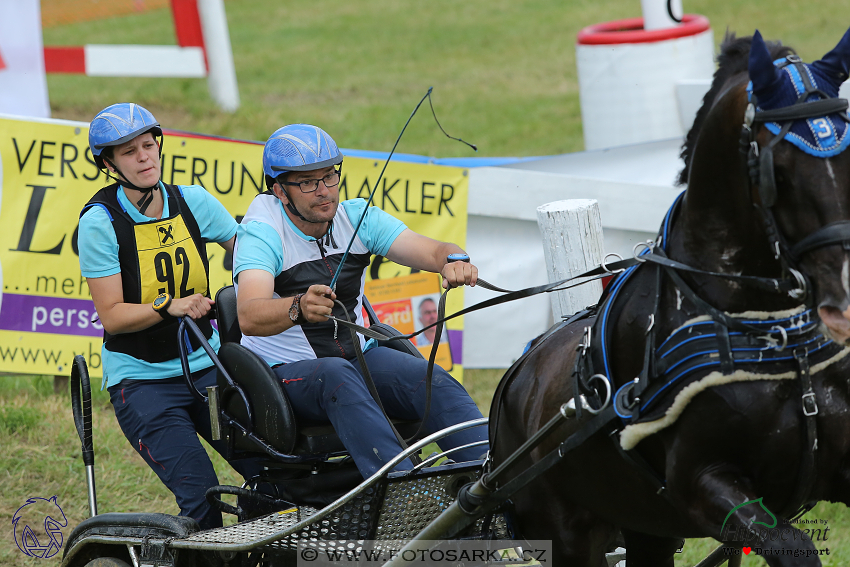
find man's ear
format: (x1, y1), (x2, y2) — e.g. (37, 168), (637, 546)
(272, 182), (290, 204)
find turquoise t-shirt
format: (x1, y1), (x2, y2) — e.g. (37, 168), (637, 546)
(233, 198), (406, 279)
(78, 183), (237, 388)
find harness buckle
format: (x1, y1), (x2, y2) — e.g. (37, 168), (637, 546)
(582, 374), (612, 415)
(579, 326), (592, 356)
(768, 325), (788, 351)
(633, 240), (655, 261)
(601, 252), (625, 274)
(802, 392), (819, 416)
(788, 268), (808, 300)
(744, 103), (756, 127)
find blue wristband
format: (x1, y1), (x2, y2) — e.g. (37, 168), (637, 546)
(447, 253), (470, 263)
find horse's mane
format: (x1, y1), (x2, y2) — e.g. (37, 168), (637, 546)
(676, 32), (796, 186)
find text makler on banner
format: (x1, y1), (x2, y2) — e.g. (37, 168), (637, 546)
(0, 115), (468, 378)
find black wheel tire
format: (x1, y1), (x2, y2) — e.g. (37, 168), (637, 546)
(84, 558), (132, 567)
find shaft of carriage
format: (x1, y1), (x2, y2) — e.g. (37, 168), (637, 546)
(383, 400), (579, 567)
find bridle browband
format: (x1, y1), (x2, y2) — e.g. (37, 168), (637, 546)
(743, 55), (850, 297)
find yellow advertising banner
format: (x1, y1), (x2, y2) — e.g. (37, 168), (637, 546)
(364, 272), (454, 371)
(0, 116), (467, 379)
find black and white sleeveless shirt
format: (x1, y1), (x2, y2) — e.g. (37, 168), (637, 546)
(234, 194), (406, 365)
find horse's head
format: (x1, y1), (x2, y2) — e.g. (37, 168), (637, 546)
(746, 29), (850, 343)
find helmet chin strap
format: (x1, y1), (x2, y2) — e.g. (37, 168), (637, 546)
(278, 185), (337, 246)
(102, 137), (165, 216)
(104, 157), (160, 215)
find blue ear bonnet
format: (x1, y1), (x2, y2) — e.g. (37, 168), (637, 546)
(747, 62), (850, 157)
(747, 27), (850, 158)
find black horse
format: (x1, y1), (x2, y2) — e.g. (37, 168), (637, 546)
(490, 29), (850, 566)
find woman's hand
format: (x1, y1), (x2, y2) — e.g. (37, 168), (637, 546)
(167, 294), (214, 320)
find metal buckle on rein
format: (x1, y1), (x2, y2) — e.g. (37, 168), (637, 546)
(768, 325), (788, 351)
(601, 252), (625, 274)
(633, 240), (655, 262)
(802, 392), (819, 416)
(578, 326), (592, 356)
(580, 374), (612, 416)
(788, 268), (808, 301)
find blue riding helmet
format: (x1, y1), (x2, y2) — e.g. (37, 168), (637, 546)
(263, 124), (343, 183)
(89, 103), (163, 169)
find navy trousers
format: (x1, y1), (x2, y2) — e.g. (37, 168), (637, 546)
(109, 368), (261, 530)
(273, 346), (488, 478)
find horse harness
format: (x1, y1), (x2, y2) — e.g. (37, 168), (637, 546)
(468, 60), (850, 524)
(329, 58), (850, 527)
(566, 59), (850, 512)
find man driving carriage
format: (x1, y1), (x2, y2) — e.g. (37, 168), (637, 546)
(233, 124), (489, 478)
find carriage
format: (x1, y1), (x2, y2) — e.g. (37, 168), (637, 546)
(62, 27), (850, 567)
(61, 286), (519, 567)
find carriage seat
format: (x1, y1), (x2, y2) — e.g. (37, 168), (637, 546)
(212, 286), (423, 459)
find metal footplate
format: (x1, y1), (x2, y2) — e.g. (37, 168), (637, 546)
(169, 419), (496, 554)
(177, 460), (509, 554)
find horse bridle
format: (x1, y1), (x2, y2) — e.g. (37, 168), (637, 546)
(743, 55), (850, 301)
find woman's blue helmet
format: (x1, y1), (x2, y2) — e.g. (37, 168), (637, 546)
(89, 103), (162, 169)
(263, 124), (343, 187)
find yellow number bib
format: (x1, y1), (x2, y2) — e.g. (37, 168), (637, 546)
(135, 214), (208, 304)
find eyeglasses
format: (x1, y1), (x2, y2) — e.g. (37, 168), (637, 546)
(281, 168), (341, 193)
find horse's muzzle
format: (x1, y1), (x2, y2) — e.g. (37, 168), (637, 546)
(818, 304), (850, 344)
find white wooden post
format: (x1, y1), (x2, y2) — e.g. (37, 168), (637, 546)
(536, 199), (605, 321)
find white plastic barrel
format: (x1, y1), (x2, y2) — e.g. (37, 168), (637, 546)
(576, 15), (714, 151)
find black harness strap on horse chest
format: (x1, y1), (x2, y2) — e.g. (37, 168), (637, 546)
(785, 350), (819, 515)
(567, 182), (836, 499)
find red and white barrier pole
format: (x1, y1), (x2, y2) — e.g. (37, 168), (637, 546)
(198, 0), (240, 112)
(41, 0), (239, 112)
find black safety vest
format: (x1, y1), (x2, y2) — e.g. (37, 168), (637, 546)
(81, 183), (214, 363)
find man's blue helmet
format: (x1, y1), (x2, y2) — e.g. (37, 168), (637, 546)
(89, 103), (162, 168)
(263, 124), (343, 185)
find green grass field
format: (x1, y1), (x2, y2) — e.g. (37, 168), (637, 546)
(5, 1), (850, 565)
(43, 0), (850, 156)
